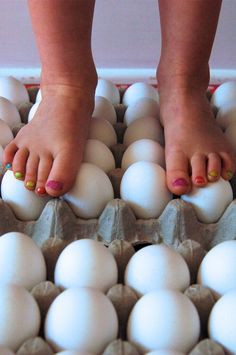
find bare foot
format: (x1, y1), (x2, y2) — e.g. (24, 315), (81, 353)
(159, 88), (236, 196)
(3, 84), (95, 197)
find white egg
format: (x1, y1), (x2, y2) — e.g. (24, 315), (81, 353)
(83, 139), (115, 173)
(224, 121), (236, 153)
(1, 170), (51, 221)
(0, 232), (46, 290)
(123, 116), (164, 147)
(54, 239), (118, 292)
(92, 96), (117, 124)
(28, 101), (40, 122)
(211, 81), (236, 110)
(125, 244), (190, 297)
(56, 351), (95, 355)
(181, 178), (233, 223)
(88, 118), (117, 147)
(208, 290), (236, 355)
(122, 82), (159, 107)
(145, 351), (185, 355)
(0, 76), (29, 106)
(0, 346), (15, 355)
(0, 119), (14, 147)
(0, 283), (40, 351)
(124, 97), (160, 126)
(0, 144), (3, 164)
(121, 139), (165, 171)
(127, 290), (200, 353)
(0, 96), (21, 129)
(36, 88), (42, 102)
(216, 102), (236, 130)
(197, 240), (236, 299)
(63, 162), (114, 218)
(95, 79), (120, 104)
(45, 288), (118, 353)
(120, 161), (172, 219)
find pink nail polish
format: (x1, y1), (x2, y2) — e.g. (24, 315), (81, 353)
(46, 180), (64, 191)
(172, 178), (189, 187)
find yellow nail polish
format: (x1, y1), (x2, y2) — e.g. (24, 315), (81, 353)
(26, 180), (36, 189)
(208, 170), (218, 178)
(226, 170), (234, 179)
(14, 172), (24, 180)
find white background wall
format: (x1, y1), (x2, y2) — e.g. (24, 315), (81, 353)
(0, 0), (236, 83)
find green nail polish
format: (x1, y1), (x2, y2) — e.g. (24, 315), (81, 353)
(208, 170), (218, 178)
(26, 180), (36, 189)
(14, 172), (24, 180)
(227, 170), (233, 179)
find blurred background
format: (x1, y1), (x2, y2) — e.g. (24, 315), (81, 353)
(0, 0), (235, 83)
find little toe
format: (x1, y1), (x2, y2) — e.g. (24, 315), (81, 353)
(45, 151), (79, 197)
(166, 150), (191, 195)
(24, 154), (39, 191)
(207, 153), (221, 182)
(2, 142), (18, 169)
(35, 155), (53, 196)
(12, 147), (29, 181)
(220, 152), (236, 180)
(191, 153), (207, 187)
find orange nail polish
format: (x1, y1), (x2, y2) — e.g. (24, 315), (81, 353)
(36, 186), (47, 196)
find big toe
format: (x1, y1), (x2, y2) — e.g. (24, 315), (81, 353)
(166, 150), (192, 195)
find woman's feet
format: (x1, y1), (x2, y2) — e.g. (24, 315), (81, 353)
(159, 86), (236, 196)
(3, 84), (95, 197)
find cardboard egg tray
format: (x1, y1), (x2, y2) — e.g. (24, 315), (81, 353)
(0, 85), (234, 354)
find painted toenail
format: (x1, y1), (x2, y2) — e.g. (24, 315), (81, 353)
(226, 170), (234, 179)
(5, 163), (12, 169)
(14, 172), (24, 180)
(194, 176), (205, 184)
(46, 180), (64, 191)
(26, 180), (36, 190)
(36, 186), (47, 196)
(172, 178), (189, 187)
(208, 170), (218, 178)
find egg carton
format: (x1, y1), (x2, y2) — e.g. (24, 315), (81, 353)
(0, 85), (234, 354)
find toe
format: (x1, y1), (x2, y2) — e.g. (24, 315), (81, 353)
(12, 147), (29, 181)
(45, 150), (79, 197)
(24, 153), (39, 191)
(191, 153), (207, 187)
(2, 142), (18, 169)
(35, 154), (53, 196)
(220, 151), (236, 180)
(166, 150), (191, 195)
(207, 152), (221, 182)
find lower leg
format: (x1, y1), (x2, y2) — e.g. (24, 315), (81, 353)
(157, 0), (235, 195)
(3, 0), (97, 197)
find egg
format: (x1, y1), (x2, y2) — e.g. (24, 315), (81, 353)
(92, 96), (117, 124)
(120, 161), (172, 219)
(0, 347), (15, 355)
(0, 283), (40, 351)
(181, 178), (233, 223)
(0, 119), (14, 147)
(124, 97), (160, 126)
(63, 162), (114, 218)
(0, 76), (29, 106)
(88, 118), (117, 147)
(45, 287), (118, 353)
(145, 351), (185, 355)
(56, 351), (95, 355)
(122, 82), (159, 107)
(36, 88), (42, 102)
(28, 101), (40, 122)
(54, 239), (118, 292)
(197, 240), (236, 299)
(1, 170), (51, 221)
(121, 139), (165, 171)
(0, 144), (3, 163)
(123, 116), (164, 147)
(0, 96), (21, 129)
(125, 244), (190, 297)
(208, 290), (236, 355)
(95, 79), (120, 104)
(224, 121), (236, 153)
(216, 102), (236, 130)
(127, 289), (200, 353)
(83, 139), (115, 173)
(211, 81), (236, 110)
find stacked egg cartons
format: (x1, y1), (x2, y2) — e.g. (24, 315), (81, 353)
(0, 76), (236, 354)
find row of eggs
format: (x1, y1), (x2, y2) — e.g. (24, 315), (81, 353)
(1, 232), (236, 353)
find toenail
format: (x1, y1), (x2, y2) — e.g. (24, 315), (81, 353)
(194, 176), (205, 184)
(26, 180), (36, 190)
(5, 163), (12, 170)
(208, 170), (218, 178)
(172, 178), (189, 187)
(36, 186), (47, 196)
(46, 180), (64, 191)
(14, 172), (24, 180)
(226, 170), (234, 179)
